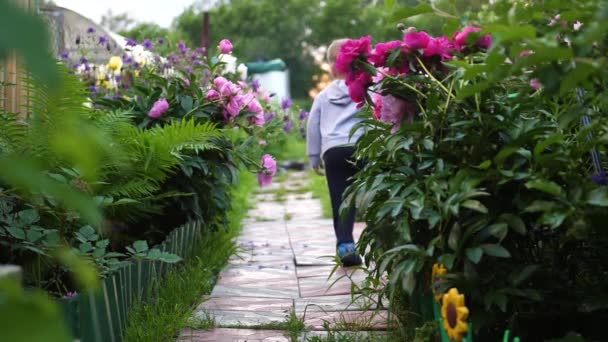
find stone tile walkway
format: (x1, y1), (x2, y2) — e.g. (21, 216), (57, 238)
(178, 172), (388, 342)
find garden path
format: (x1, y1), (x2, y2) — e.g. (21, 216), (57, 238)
(178, 171), (389, 341)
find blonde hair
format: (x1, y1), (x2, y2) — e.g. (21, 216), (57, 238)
(326, 38), (349, 65)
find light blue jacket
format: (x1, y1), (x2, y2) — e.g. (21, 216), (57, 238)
(306, 80), (364, 168)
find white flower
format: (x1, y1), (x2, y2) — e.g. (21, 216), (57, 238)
(218, 53), (237, 74)
(574, 21), (583, 31)
(237, 63), (248, 80)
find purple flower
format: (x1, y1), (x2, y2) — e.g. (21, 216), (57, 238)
(168, 54), (179, 65)
(142, 39), (154, 50)
(252, 79), (261, 92)
(281, 98), (293, 111)
(592, 171), (607, 185)
(157, 37), (165, 45)
(63, 291), (78, 299)
(126, 38), (137, 47)
(89, 85), (99, 94)
(219, 39), (233, 54)
(98, 35), (109, 45)
(86, 27), (95, 34)
(123, 56), (133, 66)
(133, 62), (141, 70)
(115, 75), (123, 82)
(264, 111), (276, 123)
(148, 98), (170, 119)
(299, 110), (309, 121)
(80, 56), (88, 64)
(185, 67), (193, 74)
(206, 89), (220, 100)
(178, 41), (189, 55)
(60, 51), (70, 60)
(284, 121), (294, 133)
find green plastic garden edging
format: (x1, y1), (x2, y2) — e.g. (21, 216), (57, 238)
(59, 221), (204, 342)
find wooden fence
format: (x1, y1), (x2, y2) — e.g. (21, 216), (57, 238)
(1, 0), (37, 118)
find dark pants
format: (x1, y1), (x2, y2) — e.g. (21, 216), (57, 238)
(323, 146), (360, 245)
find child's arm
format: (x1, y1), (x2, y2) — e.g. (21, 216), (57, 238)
(306, 94), (322, 169)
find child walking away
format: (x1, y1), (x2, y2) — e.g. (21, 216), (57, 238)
(306, 39), (364, 267)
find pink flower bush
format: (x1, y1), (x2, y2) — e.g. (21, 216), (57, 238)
(424, 37), (454, 60)
(369, 40), (402, 67)
(404, 31), (431, 50)
(219, 39), (233, 54)
(258, 154), (277, 187)
(453, 27), (492, 52)
(378, 95), (416, 133)
(335, 36), (372, 74)
(148, 98), (169, 119)
(346, 72), (373, 108)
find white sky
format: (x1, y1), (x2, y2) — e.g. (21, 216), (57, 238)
(54, 0), (208, 28)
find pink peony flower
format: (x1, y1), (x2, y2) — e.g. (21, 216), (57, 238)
(423, 37), (454, 60)
(530, 79), (541, 90)
(206, 89), (220, 100)
(404, 31), (431, 50)
(220, 81), (240, 97)
(148, 98), (169, 119)
(372, 93), (383, 120)
(213, 76), (229, 89)
(346, 71), (372, 108)
(225, 93), (247, 118)
(379, 95), (416, 133)
(248, 98), (264, 114)
(372, 67), (388, 83)
(369, 40), (403, 67)
(335, 36), (372, 75)
(453, 26), (492, 51)
(258, 154), (277, 187)
(219, 39), (233, 54)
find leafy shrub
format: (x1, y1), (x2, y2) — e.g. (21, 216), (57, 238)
(340, 0), (608, 339)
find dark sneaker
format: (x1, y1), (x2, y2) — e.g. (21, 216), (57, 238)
(337, 242), (362, 267)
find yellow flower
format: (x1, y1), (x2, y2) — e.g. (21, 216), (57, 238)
(431, 263), (447, 302)
(441, 288), (469, 342)
(107, 56), (123, 72)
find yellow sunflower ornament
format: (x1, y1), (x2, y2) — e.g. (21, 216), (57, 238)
(441, 288), (469, 341)
(431, 263), (447, 302)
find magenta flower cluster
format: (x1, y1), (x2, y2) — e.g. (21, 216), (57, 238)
(337, 27), (493, 132)
(206, 76), (265, 125)
(258, 154), (277, 187)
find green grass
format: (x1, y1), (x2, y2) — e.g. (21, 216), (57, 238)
(122, 171), (257, 342)
(220, 309), (306, 341)
(309, 170), (332, 219)
(276, 135), (307, 161)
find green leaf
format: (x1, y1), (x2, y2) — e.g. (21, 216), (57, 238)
(511, 265), (540, 286)
(587, 188), (608, 207)
(483, 24), (536, 43)
(133, 240), (149, 253)
(499, 213), (526, 234)
(159, 252), (182, 263)
(448, 223), (461, 251)
(525, 180), (564, 197)
(401, 271), (416, 296)
(487, 223), (509, 241)
(18, 209), (39, 225)
(385, 0), (396, 9)
(7, 227), (25, 240)
(480, 244), (511, 258)
(465, 247), (483, 264)
(461, 200), (488, 213)
(390, 4), (433, 21)
(147, 248), (161, 260)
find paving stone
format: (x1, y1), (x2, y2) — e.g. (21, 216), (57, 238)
(211, 284), (299, 299)
(295, 265), (336, 278)
(298, 271), (368, 298)
(195, 309), (292, 327)
(178, 328), (289, 342)
(197, 296), (294, 312)
(303, 310), (389, 331)
(296, 294), (380, 313)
